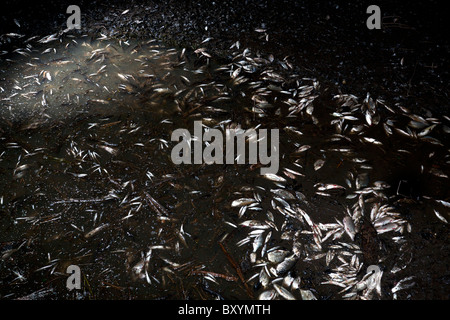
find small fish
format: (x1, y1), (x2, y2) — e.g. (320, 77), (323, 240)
(270, 189), (295, 200)
(252, 233), (264, 252)
(98, 145), (118, 155)
(273, 283), (296, 300)
(342, 115), (359, 121)
(258, 289), (276, 300)
(418, 124), (436, 137)
(314, 159), (325, 171)
(262, 173), (286, 183)
(5, 33), (24, 38)
(376, 223), (400, 234)
(362, 137), (383, 145)
(267, 249), (290, 263)
(240, 220), (271, 229)
(391, 276), (415, 294)
(283, 168), (304, 178)
(258, 268), (270, 288)
(294, 145), (311, 153)
(38, 33), (58, 43)
(231, 67), (241, 79)
(84, 223), (110, 238)
(231, 198), (256, 207)
(343, 216), (356, 241)
(365, 112), (372, 126)
(68, 172), (88, 178)
(433, 210), (448, 224)
(315, 183), (346, 191)
(14, 164), (30, 173)
(429, 167), (448, 179)
(41, 71), (52, 81)
(300, 289), (317, 300)
(275, 254), (298, 276)
(436, 200), (450, 208)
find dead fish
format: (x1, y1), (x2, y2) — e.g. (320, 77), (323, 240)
(435, 199), (450, 208)
(270, 189), (296, 200)
(362, 137), (383, 145)
(67, 172), (88, 178)
(38, 33), (58, 43)
(5, 33), (24, 38)
(275, 254), (298, 276)
(429, 167), (448, 179)
(365, 112), (373, 126)
(315, 183), (346, 191)
(98, 145), (118, 155)
(391, 276), (415, 294)
(1, 241), (26, 260)
(258, 267), (270, 288)
(283, 168), (304, 178)
(418, 124), (436, 137)
(355, 173), (369, 189)
(262, 173), (287, 183)
(258, 289), (277, 300)
(343, 115), (359, 121)
(231, 198), (257, 207)
(90, 99), (109, 104)
(273, 283), (296, 300)
(294, 145), (311, 153)
(231, 67), (241, 79)
(40, 70), (52, 81)
(314, 159), (325, 171)
(252, 233), (264, 252)
(375, 223), (400, 234)
(267, 249), (290, 264)
(240, 220), (271, 229)
(14, 164), (30, 174)
(433, 210), (448, 224)
(300, 289), (317, 300)
(343, 216), (356, 241)
(84, 223), (110, 238)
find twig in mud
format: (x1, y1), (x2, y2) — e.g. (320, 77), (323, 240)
(101, 281), (124, 291)
(190, 270), (238, 282)
(218, 241), (253, 298)
(84, 273), (94, 299)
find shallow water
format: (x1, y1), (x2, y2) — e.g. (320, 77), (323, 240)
(0, 30), (449, 300)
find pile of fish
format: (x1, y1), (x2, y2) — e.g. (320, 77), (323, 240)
(227, 58), (450, 299)
(0, 23), (448, 300)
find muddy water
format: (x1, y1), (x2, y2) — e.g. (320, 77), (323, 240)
(0, 31), (449, 300)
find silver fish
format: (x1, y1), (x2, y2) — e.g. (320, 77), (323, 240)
(84, 223), (110, 238)
(273, 283), (296, 300)
(240, 220), (271, 229)
(262, 173), (287, 183)
(258, 289), (277, 300)
(300, 289), (317, 300)
(267, 249), (290, 264)
(343, 216), (356, 241)
(231, 198), (257, 207)
(275, 254), (298, 276)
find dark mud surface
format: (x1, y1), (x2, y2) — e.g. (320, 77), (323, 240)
(1, 0), (449, 300)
